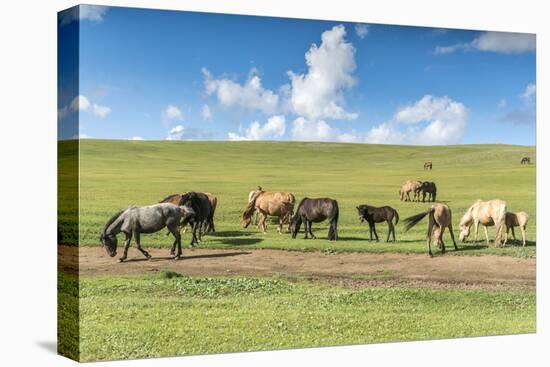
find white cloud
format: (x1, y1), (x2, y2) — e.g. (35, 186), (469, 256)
(203, 68), (279, 114)
(58, 106), (69, 121)
(60, 5), (108, 25)
(130, 136), (144, 140)
(70, 95), (90, 111)
(498, 98), (507, 109)
(92, 103), (111, 118)
(287, 25), (358, 121)
(291, 118), (339, 141)
(163, 105), (184, 121)
(520, 83), (536, 103)
(366, 95), (468, 145)
(228, 115), (286, 141)
(435, 31), (535, 55)
(166, 125), (185, 140)
(355, 24), (369, 39)
(365, 123), (404, 144)
(201, 104), (212, 120)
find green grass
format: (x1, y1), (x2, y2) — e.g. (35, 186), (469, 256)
(71, 272), (535, 362)
(70, 140), (535, 257)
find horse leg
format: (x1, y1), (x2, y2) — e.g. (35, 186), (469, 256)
(303, 219), (309, 239)
(373, 224), (379, 242)
(309, 221), (316, 239)
(448, 223), (458, 250)
(521, 226), (526, 247)
(368, 222), (373, 240)
(473, 221), (479, 243)
(133, 231), (151, 260)
(511, 226), (516, 241)
(391, 220), (396, 242)
(168, 225), (182, 259)
(386, 220), (391, 242)
(483, 226), (490, 246)
(118, 232), (132, 262)
(439, 227), (446, 254)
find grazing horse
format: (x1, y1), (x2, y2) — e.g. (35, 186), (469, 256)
(178, 192), (213, 247)
(424, 162), (433, 170)
(504, 211), (529, 247)
(159, 192), (217, 232)
(399, 180), (422, 201)
(100, 203), (187, 261)
(241, 190), (295, 233)
(247, 186), (263, 226)
(356, 205), (399, 242)
(403, 203), (457, 257)
(458, 199), (507, 247)
(417, 181), (437, 202)
(290, 198), (339, 241)
(520, 157), (531, 165)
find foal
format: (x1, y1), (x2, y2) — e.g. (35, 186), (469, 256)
(504, 212), (529, 247)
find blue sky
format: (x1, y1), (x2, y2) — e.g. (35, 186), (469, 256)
(58, 5), (536, 145)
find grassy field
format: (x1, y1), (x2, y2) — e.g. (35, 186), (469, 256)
(60, 272), (535, 362)
(69, 140), (536, 257)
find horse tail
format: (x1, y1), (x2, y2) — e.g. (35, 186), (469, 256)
(403, 209), (432, 232)
(328, 200), (339, 241)
(158, 193), (180, 203)
(241, 190), (263, 223)
(101, 209), (125, 236)
(426, 208), (436, 240)
(393, 209), (399, 225)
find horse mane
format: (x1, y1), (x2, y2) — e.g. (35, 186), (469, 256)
(158, 193), (181, 203)
(291, 197), (308, 222)
(102, 209), (125, 235)
(403, 209), (432, 232)
(241, 190), (263, 221)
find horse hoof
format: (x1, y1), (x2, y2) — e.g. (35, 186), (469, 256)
(118, 258), (125, 263)
(173, 255), (181, 260)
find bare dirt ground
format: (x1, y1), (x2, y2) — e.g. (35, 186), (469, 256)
(59, 245), (535, 289)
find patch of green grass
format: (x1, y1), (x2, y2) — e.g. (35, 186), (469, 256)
(71, 140), (535, 257)
(58, 272), (79, 360)
(75, 273), (535, 361)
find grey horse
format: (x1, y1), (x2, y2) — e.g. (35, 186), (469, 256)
(100, 203), (193, 262)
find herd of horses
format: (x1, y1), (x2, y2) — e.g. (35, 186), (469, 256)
(100, 181), (531, 260)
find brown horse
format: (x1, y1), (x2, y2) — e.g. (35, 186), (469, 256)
(424, 162), (433, 170)
(403, 203), (457, 256)
(504, 211), (529, 247)
(160, 192), (218, 232)
(399, 180), (422, 201)
(241, 190), (295, 233)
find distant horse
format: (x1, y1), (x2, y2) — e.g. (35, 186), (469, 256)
(520, 157), (530, 165)
(417, 181), (437, 202)
(160, 192), (217, 232)
(100, 203), (188, 261)
(504, 211), (529, 247)
(178, 192), (213, 247)
(356, 205), (399, 242)
(403, 203), (457, 256)
(424, 162), (433, 170)
(458, 199), (507, 247)
(400, 180), (422, 201)
(290, 198), (339, 240)
(241, 190), (295, 233)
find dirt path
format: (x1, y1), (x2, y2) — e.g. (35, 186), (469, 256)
(60, 245), (536, 289)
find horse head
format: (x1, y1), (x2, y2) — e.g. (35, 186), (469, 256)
(100, 233), (118, 257)
(289, 214), (302, 238)
(458, 208), (474, 242)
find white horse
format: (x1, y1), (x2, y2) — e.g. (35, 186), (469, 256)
(458, 199), (507, 247)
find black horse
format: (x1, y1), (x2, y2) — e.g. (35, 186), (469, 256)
(418, 181), (437, 202)
(356, 205), (399, 242)
(424, 162), (433, 170)
(178, 192), (213, 247)
(290, 198), (339, 240)
(521, 157), (531, 165)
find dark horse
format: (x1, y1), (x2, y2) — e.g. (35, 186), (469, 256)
(290, 198), (339, 240)
(417, 181), (437, 202)
(100, 203), (185, 261)
(177, 192), (213, 247)
(520, 157), (531, 165)
(159, 192), (217, 232)
(424, 162), (433, 170)
(356, 205), (399, 242)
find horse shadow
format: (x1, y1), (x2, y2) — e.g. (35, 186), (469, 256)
(123, 251), (251, 262)
(218, 238), (264, 246)
(209, 230), (254, 238)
